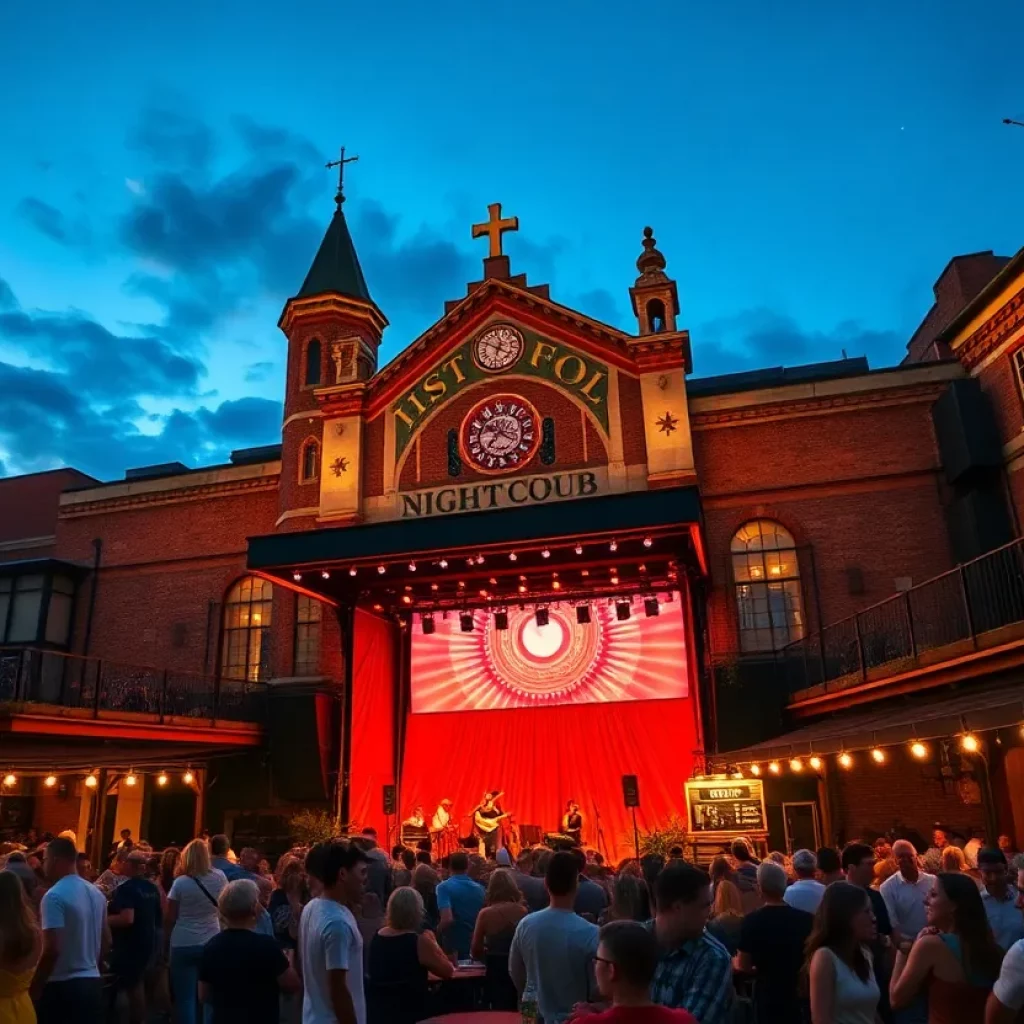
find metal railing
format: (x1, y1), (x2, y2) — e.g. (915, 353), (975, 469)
(779, 537), (1024, 696)
(0, 647), (266, 724)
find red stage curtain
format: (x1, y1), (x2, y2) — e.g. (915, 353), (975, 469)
(400, 697), (697, 863)
(349, 609), (396, 835)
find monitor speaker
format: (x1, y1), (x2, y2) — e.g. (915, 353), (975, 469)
(622, 774), (640, 808)
(519, 824), (542, 846)
(383, 784), (397, 816)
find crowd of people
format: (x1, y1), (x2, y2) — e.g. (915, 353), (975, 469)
(4, 825), (1024, 1023)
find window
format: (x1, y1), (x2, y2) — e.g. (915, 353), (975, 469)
(305, 338), (322, 387)
(1013, 348), (1024, 405)
(221, 577), (273, 682)
(294, 594), (322, 676)
(300, 439), (320, 483)
(647, 298), (667, 333)
(0, 573), (75, 646)
(731, 520), (805, 652)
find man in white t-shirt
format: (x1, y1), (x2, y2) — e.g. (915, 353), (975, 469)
(986, 865), (1024, 1022)
(299, 839), (370, 1024)
(783, 849), (826, 914)
(33, 835), (110, 1024)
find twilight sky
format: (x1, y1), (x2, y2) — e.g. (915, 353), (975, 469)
(1, 0), (1021, 480)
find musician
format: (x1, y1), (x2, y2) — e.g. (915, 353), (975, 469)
(430, 799), (453, 832)
(473, 791), (508, 858)
(562, 800), (584, 846)
(403, 805), (425, 829)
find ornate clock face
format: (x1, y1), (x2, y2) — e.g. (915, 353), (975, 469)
(472, 324), (524, 373)
(460, 394), (541, 474)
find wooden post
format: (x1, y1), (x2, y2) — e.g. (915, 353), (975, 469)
(192, 769), (206, 838)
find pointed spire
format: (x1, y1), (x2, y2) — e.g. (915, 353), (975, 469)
(295, 206), (372, 302)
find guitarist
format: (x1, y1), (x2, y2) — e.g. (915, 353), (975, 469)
(473, 791), (509, 857)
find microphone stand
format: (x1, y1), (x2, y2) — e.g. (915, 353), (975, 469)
(593, 799), (607, 860)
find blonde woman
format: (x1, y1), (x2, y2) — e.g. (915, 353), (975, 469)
(164, 839), (227, 1024)
(941, 846), (968, 873)
(367, 887), (453, 1024)
(0, 871), (41, 1024)
(707, 878), (745, 954)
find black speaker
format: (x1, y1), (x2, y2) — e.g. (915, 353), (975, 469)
(622, 774), (640, 808)
(268, 691), (331, 803)
(383, 784), (397, 816)
(932, 378), (1004, 486)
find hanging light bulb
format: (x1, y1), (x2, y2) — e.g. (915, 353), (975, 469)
(44, 775), (57, 788)
(408, 562), (417, 572)
(643, 537), (653, 548)
(574, 544), (583, 555)
(2, 773), (16, 787)
(377, 565), (386, 575)
(85, 773), (98, 788)
(871, 748), (886, 764)
(768, 761), (780, 774)
(789, 758), (804, 772)
(838, 752), (853, 769)
(348, 567), (357, 577)
(292, 571), (302, 582)
(439, 559), (448, 569)
(321, 570), (330, 579)
(910, 741), (928, 759)
(750, 764), (761, 776)
(961, 734), (980, 753)
(183, 770), (195, 785)
(157, 773), (168, 787)
(124, 772), (137, 787)
(509, 552), (518, 562)
(541, 549), (551, 559)
(609, 540), (618, 552)
(808, 756), (822, 771)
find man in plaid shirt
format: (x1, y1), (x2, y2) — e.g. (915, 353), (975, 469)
(648, 862), (734, 1024)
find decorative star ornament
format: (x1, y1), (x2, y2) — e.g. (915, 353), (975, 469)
(656, 412), (679, 436)
(331, 457), (350, 476)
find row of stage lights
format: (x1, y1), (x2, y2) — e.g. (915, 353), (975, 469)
(728, 732), (991, 778)
(1, 770), (196, 790)
(290, 537), (658, 583)
(418, 593), (669, 633)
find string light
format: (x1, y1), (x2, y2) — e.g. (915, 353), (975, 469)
(961, 734), (980, 753)
(320, 570), (330, 579)
(910, 741), (928, 759)
(838, 752), (853, 769)
(870, 748), (886, 764)
(408, 562), (417, 572)
(401, 595), (412, 604)
(439, 559), (448, 569)
(541, 549), (551, 559)
(44, 775), (57, 788)
(610, 576), (619, 585)
(574, 545), (583, 555)
(643, 537), (653, 548)
(348, 568), (357, 577)
(183, 770), (194, 785)
(475, 555), (485, 565)
(789, 758), (803, 772)
(2, 774), (15, 787)
(85, 773), (98, 788)
(808, 756), (822, 771)
(609, 540), (618, 552)
(292, 572), (302, 582)
(768, 761), (780, 774)
(750, 764), (761, 776)
(157, 774), (168, 787)
(377, 565), (386, 575)
(552, 581), (562, 590)
(509, 552), (518, 562)
(124, 772), (137, 787)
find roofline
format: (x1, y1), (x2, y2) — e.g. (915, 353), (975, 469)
(936, 245), (1024, 345)
(0, 467), (100, 485)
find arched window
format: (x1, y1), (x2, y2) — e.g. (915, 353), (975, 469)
(305, 338), (322, 387)
(731, 520), (805, 652)
(300, 439), (320, 484)
(221, 577), (273, 682)
(294, 594), (322, 676)
(647, 299), (667, 333)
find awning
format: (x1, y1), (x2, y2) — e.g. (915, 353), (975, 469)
(713, 680), (1024, 764)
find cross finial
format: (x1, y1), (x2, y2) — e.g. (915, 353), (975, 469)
(471, 202), (519, 259)
(325, 146), (359, 209)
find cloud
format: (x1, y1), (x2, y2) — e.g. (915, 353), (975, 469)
(125, 178), (145, 196)
(245, 361), (275, 383)
(16, 197), (92, 247)
(127, 105), (214, 171)
(0, 277), (16, 311)
(693, 308), (902, 376)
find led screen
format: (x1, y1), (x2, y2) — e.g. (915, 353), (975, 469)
(410, 595), (686, 714)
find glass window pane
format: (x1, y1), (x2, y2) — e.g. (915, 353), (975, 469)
(8, 589), (43, 641)
(52, 575), (75, 596)
(13, 575), (44, 593)
(45, 592), (73, 644)
(0, 592), (9, 640)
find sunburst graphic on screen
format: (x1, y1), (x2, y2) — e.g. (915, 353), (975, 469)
(411, 597), (687, 714)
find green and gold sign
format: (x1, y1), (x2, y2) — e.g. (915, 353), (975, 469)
(392, 324), (609, 460)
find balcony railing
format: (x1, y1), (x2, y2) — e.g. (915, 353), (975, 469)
(0, 647), (267, 725)
(779, 536), (1024, 697)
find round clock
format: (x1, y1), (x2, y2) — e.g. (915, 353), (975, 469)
(472, 324), (524, 373)
(460, 394), (541, 474)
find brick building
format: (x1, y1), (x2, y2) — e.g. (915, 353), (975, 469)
(2, 183), (1023, 860)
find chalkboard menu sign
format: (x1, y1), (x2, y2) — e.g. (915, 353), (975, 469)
(685, 779), (767, 834)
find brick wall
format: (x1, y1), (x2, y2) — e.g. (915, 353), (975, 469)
(618, 372), (647, 465)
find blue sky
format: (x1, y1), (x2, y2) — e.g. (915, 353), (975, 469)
(1, 0), (1021, 480)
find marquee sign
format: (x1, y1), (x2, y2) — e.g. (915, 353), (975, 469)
(391, 324), (609, 460)
(398, 468), (604, 519)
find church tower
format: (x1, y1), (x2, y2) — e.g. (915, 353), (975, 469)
(626, 227), (696, 488)
(277, 153), (387, 530)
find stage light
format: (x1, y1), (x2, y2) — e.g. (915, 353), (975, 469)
(2, 774), (15, 787)
(44, 775), (57, 788)
(576, 604), (591, 624)
(750, 763), (761, 776)
(552, 581), (562, 590)
(615, 600), (631, 621)
(476, 555), (485, 564)
(961, 733), (980, 753)
(643, 537), (653, 548)
(183, 770), (195, 785)
(609, 540), (618, 552)
(292, 572), (302, 582)
(372, 603), (383, 611)
(643, 596), (660, 618)
(638, 564), (647, 573)
(458, 581), (465, 589)
(871, 748), (886, 764)
(910, 741), (928, 759)
(408, 562), (417, 572)
(466, 558), (475, 567)
(460, 612), (474, 632)
(790, 758), (803, 772)
(125, 772), (137, 787)
(478, 589), (488, 598)
(348, 568), (357, 577)
(541, 549), (551, 559)
(377, 565), (386, 575)
(319, 570), (329, 580)
(489, 578), (497, 586)
(401, 595), (412, 605)
(581, 569), (589, 577)
(509, 552), (517, 561)
(495, 611), (509, 631)
(439, 559), (448, 569)
(535, 607), (550, 627)
(610, 576), (619, 585)
(430, 584), (438, 591)
(421, 614), (435, 635)
(157, 773), (168, 787)
(768, 761), (780, 774)
(809, 756), (822, 771)
(518, 585), (527, 593)
(85, 773), (98, 788)
(574, 544), (583, 555)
